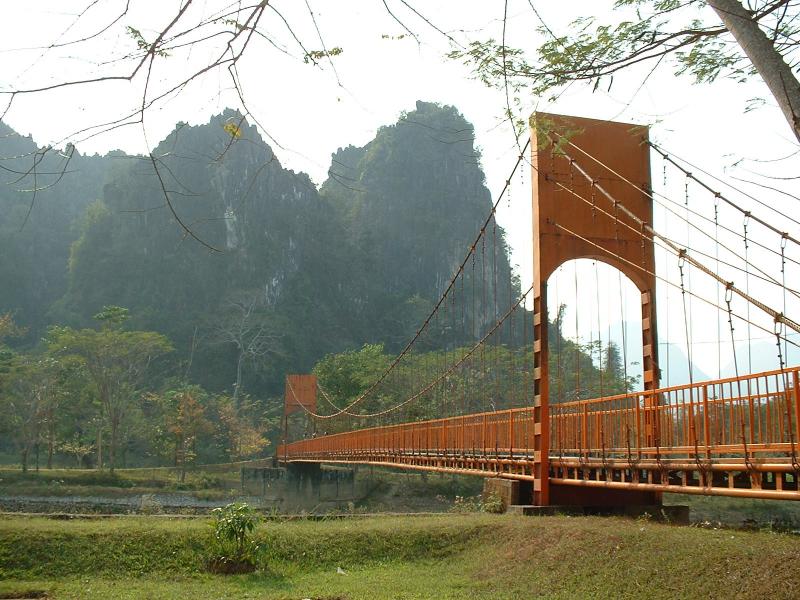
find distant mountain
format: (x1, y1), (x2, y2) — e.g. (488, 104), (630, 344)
(657, 343), (711, 387)
(603, 320), (710, 387)
(1, 102), (516, 397)
(0, 121), (112, 340)
(720, 337), (800, 378)
(321, 100), (516, 346)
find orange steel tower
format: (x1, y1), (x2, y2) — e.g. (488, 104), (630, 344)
(530, 113), (660, 506)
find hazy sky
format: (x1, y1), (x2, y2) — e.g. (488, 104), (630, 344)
(2, 1), (798, 381)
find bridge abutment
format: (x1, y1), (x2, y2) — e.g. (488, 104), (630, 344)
(287, 462), (322, 498)
(548, 484), (659, 508)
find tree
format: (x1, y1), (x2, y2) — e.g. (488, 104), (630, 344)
(59, 436), (96, 468)
(38, 357), (74, 469)
(706, 0), (800, 141)
(313, 344), (392, 408)
(47, 306), (172, 472)
(153, 385), (213, 481)
(603, 342), (639, 394)
(213, 292), (282, 406)
(0, 355), (60, 472)
(216, 396), (269, 461)
(0, 313), (23, 341)
(449, 0), (800, 141)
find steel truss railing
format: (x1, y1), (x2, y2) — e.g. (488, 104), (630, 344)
(279, 366), (800, 500)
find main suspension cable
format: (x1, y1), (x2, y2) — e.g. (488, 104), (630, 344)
(548, 152), (800, 335)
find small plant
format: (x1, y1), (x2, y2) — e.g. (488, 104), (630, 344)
(449, 495), (483, 513)
(449, 492), (506, 514)
(482, 491), (505, 514)
(198, 473), (224, 489)
(207, 502), (260, 574)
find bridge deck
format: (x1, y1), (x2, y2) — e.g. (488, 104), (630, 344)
(279, 366), (800, 501)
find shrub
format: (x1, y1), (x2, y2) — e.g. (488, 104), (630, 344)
(449, 495), (483, 513)
(198, 474), (224, 489)
(449, 492), (505, 514)
(207, 502), (260, 574)
(482, 491), (505, 514)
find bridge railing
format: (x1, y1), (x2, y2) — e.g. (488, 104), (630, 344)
(280, 407), (537, 459)
(279, 367), (800, 465)
(551, 366), (800, 460)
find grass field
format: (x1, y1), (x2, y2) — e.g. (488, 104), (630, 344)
(0, 467), (241, 499)
(2, 512), (800, 599)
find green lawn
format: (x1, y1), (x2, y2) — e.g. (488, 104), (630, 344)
(2, 512), (800, 599)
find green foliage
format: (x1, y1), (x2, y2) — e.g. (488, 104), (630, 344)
(0, 352), (68, 471)
(209, 502), (261, 568)
(304, 47), (343, 64)
(481, 491), (505, 514)
(313, 343), (391, 406)
(0, 103), (527, 467)
(93, 305), (130, 327)
(309, 322), (633, 435)
(46, 315), (173, 471)
(0, 313), (24, 343)
(125, 25), (170, 57)
(448, 1), (798, 120)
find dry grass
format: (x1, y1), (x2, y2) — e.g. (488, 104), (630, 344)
(2, 513), (799, 599)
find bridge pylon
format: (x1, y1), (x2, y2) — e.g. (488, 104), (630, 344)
(530, 113), (660, 507)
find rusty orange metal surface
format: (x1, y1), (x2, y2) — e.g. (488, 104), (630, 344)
(529, 113), (658, 505)
(279, 367), (800, 501)
(284, 374), (317, 416)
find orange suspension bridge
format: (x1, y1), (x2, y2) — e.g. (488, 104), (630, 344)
(279, 114), (800, 507)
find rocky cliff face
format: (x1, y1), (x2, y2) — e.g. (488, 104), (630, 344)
(0, 122), (111, 339)
(1, 102), (517, 395)
(322, 100), (516, 346)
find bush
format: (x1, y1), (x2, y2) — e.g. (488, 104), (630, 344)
(198, 474), (224, 489)
(449, 493), (505, 514)
(482, 491), (505, 514)
(449, 495), (483, 513)
(0, 470), (135, 488)
(206, 502), (260, 574)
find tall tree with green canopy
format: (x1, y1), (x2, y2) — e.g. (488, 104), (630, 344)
(47, 306), (173, 472)
(0, 354), (61, 472)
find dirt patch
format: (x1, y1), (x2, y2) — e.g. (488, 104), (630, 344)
(205, 556), (257, 575)
(0, 591), (48, 599)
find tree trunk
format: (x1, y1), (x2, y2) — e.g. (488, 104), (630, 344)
(47, 424), (54, 470)
(109, 416), (118, 474)
(21, 448), (28, 473)
(708, 0), (800, 142)
(233, 354), (244, 407)
(96, 428), (103, 471)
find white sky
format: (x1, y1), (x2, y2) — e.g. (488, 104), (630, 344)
(2, 1), (799, 382)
